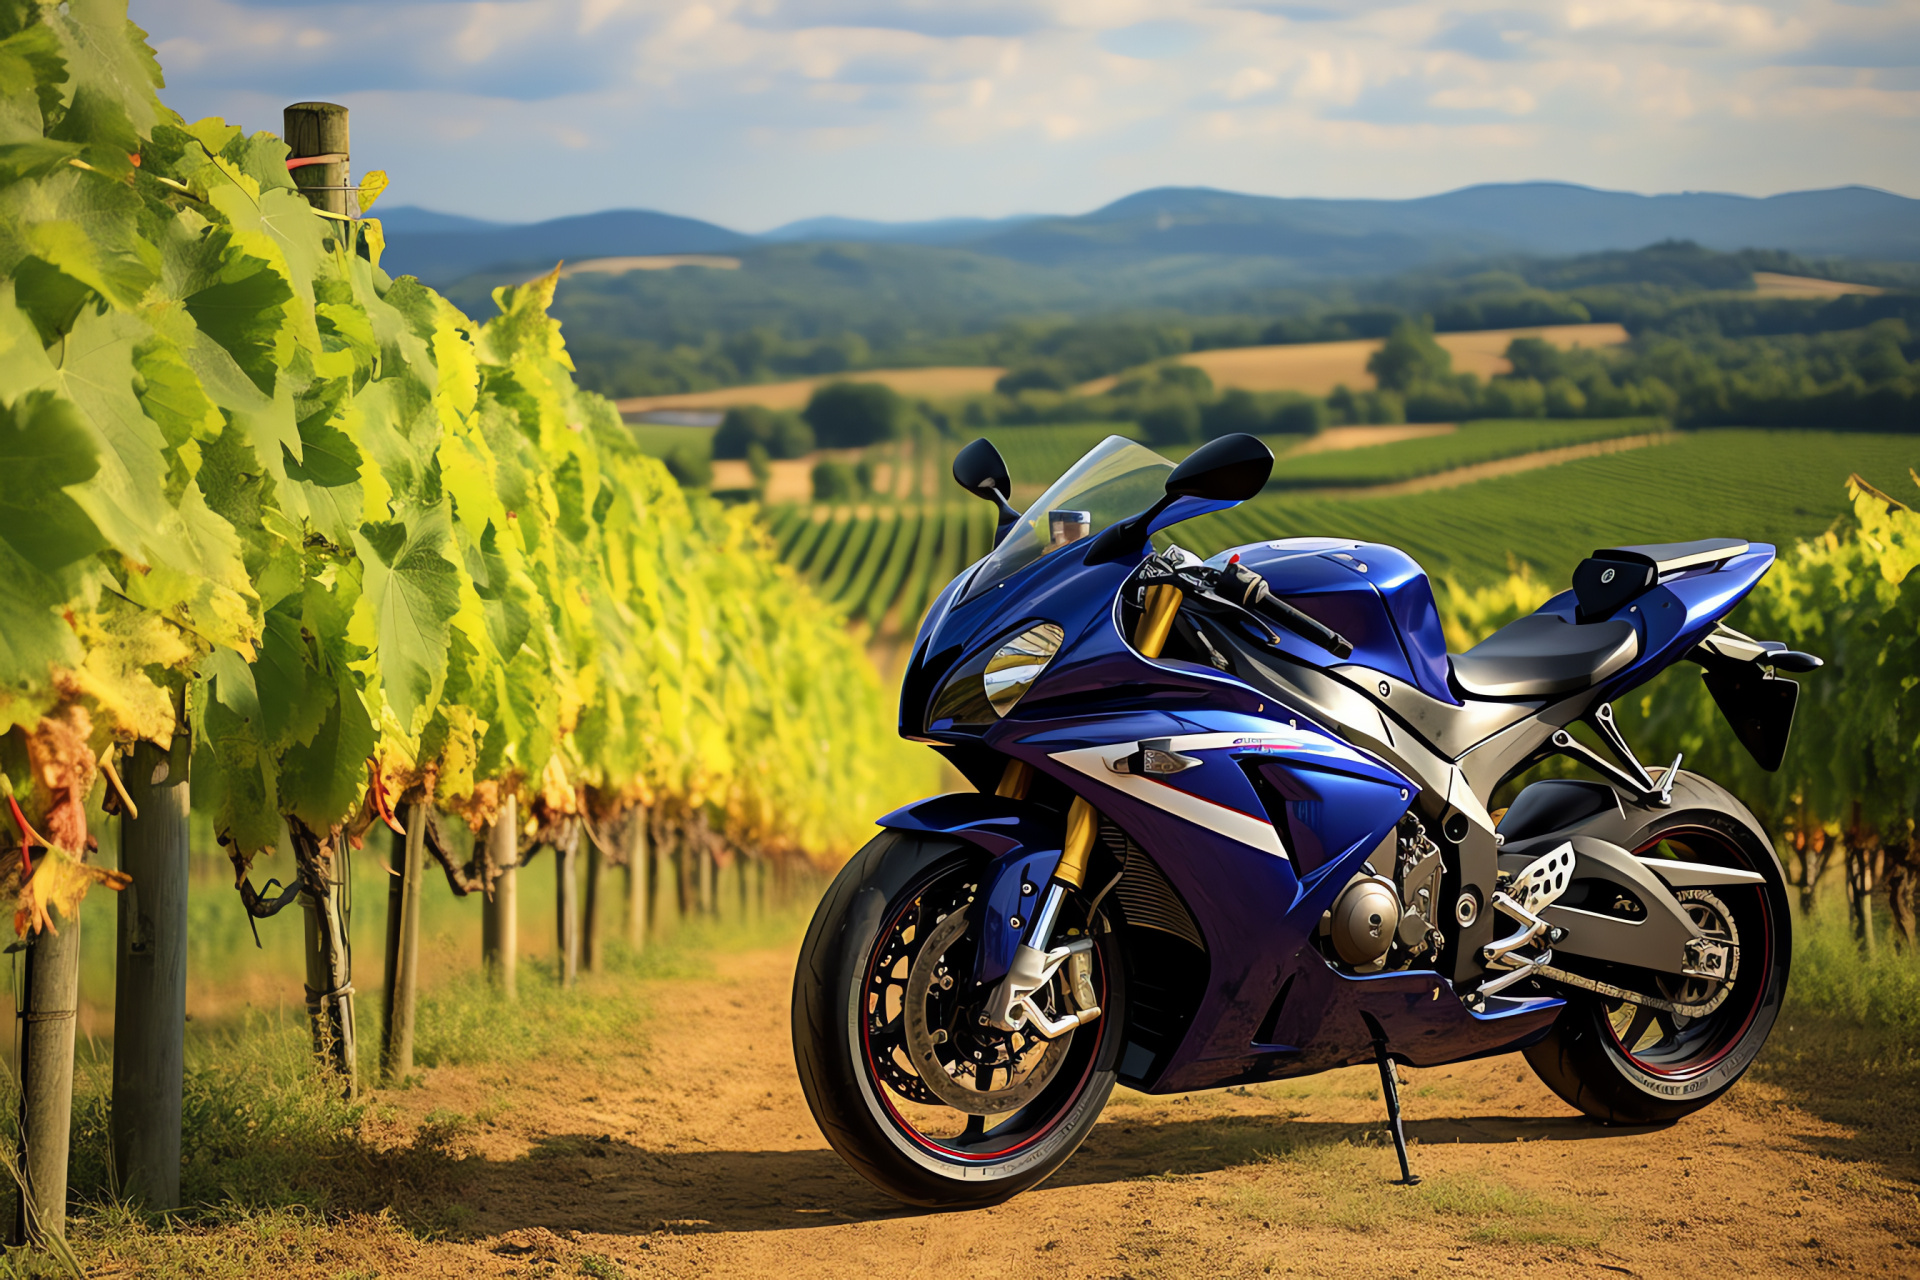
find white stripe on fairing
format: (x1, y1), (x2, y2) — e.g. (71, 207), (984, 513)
(1049, 744), (1289, 860)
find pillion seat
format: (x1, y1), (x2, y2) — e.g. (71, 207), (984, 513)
(1450, 614), (1639, 699)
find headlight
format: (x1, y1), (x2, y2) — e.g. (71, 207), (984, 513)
(982, 623), (1065, 717)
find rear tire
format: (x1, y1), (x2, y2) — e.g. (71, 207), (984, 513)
(791, 831), (1123, 1208)
(1524, 772), (1791, 1125)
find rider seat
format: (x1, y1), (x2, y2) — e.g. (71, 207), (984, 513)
(1450, 614), (1639, 699)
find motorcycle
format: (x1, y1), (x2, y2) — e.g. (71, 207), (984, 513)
(792, 432), (1819, 1208)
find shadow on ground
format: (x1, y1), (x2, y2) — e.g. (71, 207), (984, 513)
(449, 1109), (1665, 1239)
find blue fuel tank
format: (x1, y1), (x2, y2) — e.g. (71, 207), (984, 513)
(1205, 537), (1458, 704)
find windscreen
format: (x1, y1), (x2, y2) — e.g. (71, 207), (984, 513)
(960, 436), (1174, 602)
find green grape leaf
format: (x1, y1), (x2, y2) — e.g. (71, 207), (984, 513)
(182, 248), (295, 396)
(352, 502), (461, 731)
(48, 81), (138, 178)
(0, 388), (105, 571)
(0, 537), (81, 734)
(46, 0), (170, 137)
(0, 20), (67, 138)
(132, 335), (222, 450)
(254, 605), (329, 748)
(276, 667), (374, 833)
(282, 412), (363, 545)
(0, 276), (52, 392)
(200, 643), (260, 725)
(5, 165), (158, 307)
(44, 306), (170, 557)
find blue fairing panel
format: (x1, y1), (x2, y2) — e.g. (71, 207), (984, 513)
(876, 794), (1066, 987)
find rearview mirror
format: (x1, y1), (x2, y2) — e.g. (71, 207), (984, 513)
(952, 437), (1012, 503)
(952, 437), (1021, 543)
(1165, 434), (1273, 502)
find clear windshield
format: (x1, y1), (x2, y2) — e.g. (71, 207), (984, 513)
(960, 436), (1174, 602)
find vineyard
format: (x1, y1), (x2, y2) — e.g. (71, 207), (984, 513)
(0, 1), (931, 1248)
(762, 426), (1920, 646)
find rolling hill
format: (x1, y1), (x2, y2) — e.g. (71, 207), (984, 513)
(378, 182), (1920, 285)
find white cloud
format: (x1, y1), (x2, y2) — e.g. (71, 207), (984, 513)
(131, 0), (1920, 226)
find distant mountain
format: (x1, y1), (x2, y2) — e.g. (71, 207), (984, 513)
(380, 183), (1920, 285)
(381, 209), (753, 283)
(761, 214), (1039, 245)
(959, 183), (1920, 268)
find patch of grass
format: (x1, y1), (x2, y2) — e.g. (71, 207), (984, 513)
(1786, 896), (1920, 1052)
(1216, 1139), (1604, 1245)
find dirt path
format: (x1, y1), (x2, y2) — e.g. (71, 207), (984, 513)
(1310, 432), (1674, 499)
(343, 943), (1919, 1279)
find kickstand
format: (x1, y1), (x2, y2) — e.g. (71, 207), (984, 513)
(1371, 1033), (1421, 1186)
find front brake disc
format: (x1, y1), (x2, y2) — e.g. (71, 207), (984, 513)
(903, 908), (1074, 1115)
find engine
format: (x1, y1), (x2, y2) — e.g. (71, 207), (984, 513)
(1320, 817), (1447, 972)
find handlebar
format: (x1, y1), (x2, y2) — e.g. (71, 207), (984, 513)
(1217, 559), (1356, 660)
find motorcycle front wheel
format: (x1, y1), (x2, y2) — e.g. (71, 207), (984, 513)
(791, 831), (1124, 1208)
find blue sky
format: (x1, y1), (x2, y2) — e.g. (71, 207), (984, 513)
(132, 0), (1920, 229)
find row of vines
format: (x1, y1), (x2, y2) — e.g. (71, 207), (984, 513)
(1440, 473), (1920, 949)
(0, 0), (935, 1233)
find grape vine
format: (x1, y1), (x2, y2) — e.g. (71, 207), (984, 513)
(0, 0), (935, 933)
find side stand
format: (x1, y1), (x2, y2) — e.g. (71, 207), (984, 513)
(1371, 1034), (1421, 1186)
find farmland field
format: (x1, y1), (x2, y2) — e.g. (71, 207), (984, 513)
(1112, 322), (1632, 397)
(1189, 429), (1920, 584)
(615, 365), (1007, 415)
(1267, 418), (1661, 489)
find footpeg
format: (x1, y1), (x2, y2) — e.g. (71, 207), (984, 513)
(1478, 843), (1574, 998)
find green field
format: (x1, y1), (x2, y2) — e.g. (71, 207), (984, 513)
(1190, 429), (1918, 584)
(1267, 418), (1661, 489)
(769, 430), (1918, 633)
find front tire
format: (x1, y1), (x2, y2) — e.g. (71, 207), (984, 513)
(1524, 772), (1791, 1124)
(791, 831), (1124, 1208)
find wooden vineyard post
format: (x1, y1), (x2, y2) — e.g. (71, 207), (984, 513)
(295, 825), (357, 1098)
(625, 808), (649, 950)
(699, 838), (715, 918)
(583, 827), (604, 973)
(380, 804), (425, 1083)
(555, 827), (580, 987)
(12, 907), (81, 1245)
(111, 739), (189, 1212)
(481, 796), (518, 999)
(284, 101), (353, 216)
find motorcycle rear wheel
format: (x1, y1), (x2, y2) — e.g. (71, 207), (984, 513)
(1524, 772), (1791, 1125)
(791, 831), (1124, 1208)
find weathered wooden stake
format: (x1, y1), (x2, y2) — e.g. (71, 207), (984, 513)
(583, 828), (604, 973)
(625, 808), (649, 950)
(283, 101), (353, 216)
(555, 827), (580, 986)
(111, 739), (189, 1212)
(380, 803), (425, 1083)
(481, 796), (518, 1000)
(13, 906), (81, 1245)
(297, 828), (357, 1098)
(699, 841), (715, 918)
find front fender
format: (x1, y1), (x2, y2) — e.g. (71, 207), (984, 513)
(877, 794), (1066, 987)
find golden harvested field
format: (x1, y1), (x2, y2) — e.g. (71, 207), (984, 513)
(551, 255), (741, 278)
(1162, 323), (1632, 397)
(617, 366), (1007, 416)
(1750, 271), (1885, 298)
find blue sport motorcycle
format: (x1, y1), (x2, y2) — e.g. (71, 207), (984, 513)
(792, 432), (1818, 1207)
